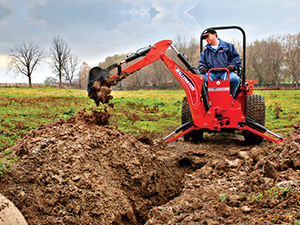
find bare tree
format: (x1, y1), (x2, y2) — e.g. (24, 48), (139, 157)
(149, 60), (168, 89)
(174, 35), (199, 67)
(262, 36), (284, 86)
(247, 36), (284, 87)
(63, 54), (80, 84)
(7, 42), (45, 87)
(283, 33), (300, 87)
(78, 61), (90, 90)
(246, 41), (264, 86)
(49, 35), (71, 85)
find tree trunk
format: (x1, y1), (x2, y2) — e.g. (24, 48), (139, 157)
(158, 80), (162, 90)
(59, 71), (62, 86)
(258, 74), (263, 87)
(28, 75), (32, 88)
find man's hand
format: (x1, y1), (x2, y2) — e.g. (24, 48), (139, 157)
(227, 65), (234, 72)
(199, 67), (208, 74)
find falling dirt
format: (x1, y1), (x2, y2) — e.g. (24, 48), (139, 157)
(1, 108), (300, 224)
(88, 71), (135, 106)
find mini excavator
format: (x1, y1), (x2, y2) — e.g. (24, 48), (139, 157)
(87, 26), (285, 144)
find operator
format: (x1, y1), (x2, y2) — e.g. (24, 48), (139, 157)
(198, 29), (241, 97)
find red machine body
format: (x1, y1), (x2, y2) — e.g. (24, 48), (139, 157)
(88, 27), (285, 144)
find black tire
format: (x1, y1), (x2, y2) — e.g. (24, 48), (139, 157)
(181, 97), (203, 142)
(244, 94), (265, 144)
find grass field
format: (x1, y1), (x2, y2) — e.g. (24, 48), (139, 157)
(0, 86), (299, 151)
(255, 89), (300, 133)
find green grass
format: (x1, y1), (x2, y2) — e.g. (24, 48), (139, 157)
(246, 186), (292, 201)
(0, 148), (18, 177)
(0, 86), (93, 150)
(110, 90), (185, 134)
(255, 90), (300, 135)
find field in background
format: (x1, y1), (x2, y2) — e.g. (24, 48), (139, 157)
(0, 87), (299, 151)
(255, 90), (300, 133)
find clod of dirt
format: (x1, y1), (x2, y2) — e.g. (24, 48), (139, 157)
(88, 71), (135, 106)
(88, 85), (113, 106)
(263, 161), (278, 178)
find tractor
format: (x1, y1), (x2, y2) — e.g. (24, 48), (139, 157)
(88, 26), (285, 144)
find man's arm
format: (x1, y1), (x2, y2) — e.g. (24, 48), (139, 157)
(227, 44), (241, 71)
(198, 51), (208, 72)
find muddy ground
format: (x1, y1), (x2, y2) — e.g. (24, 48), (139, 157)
(0, 108), (300, 224)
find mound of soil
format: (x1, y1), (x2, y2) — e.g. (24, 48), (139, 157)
(1, 109), (300, 224)
(1, 109), (189, 224)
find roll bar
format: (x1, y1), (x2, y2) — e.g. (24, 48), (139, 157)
(200, 26), (246, 85)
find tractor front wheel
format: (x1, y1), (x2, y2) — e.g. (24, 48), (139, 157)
(181, 97), (203, 142)
(244, 94), (265, 144)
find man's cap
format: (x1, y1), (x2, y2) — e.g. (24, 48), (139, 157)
(201, 29), (217, 37)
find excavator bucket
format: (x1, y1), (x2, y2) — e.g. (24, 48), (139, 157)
(87, 67), (110, 92)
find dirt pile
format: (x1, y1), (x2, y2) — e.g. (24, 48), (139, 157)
(256, 122), (300, 173)
(2, 109), (192, 224)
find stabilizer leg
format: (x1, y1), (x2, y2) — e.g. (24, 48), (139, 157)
(163, 119), (195, 143)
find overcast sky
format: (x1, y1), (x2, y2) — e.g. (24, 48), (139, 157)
(0, 0), (299, 83)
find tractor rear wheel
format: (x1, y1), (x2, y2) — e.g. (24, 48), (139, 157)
(181, 97), (203, 142)
(244, 94), (265, 144)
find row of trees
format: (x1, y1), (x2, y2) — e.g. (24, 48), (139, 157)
(7, 36), (81, 87)
(247, 34), (300, 87)
(7, 32), (300, 89)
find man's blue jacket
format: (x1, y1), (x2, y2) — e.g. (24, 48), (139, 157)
(198, 38), (241, 72)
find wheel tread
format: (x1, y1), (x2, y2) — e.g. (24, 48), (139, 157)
(181, 97), (203, 142)
(244, 94), (265, 144)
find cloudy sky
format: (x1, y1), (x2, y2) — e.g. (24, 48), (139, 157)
(0, 0), (299, 83)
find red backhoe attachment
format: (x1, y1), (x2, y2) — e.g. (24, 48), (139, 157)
(88, 28), (285, 144)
